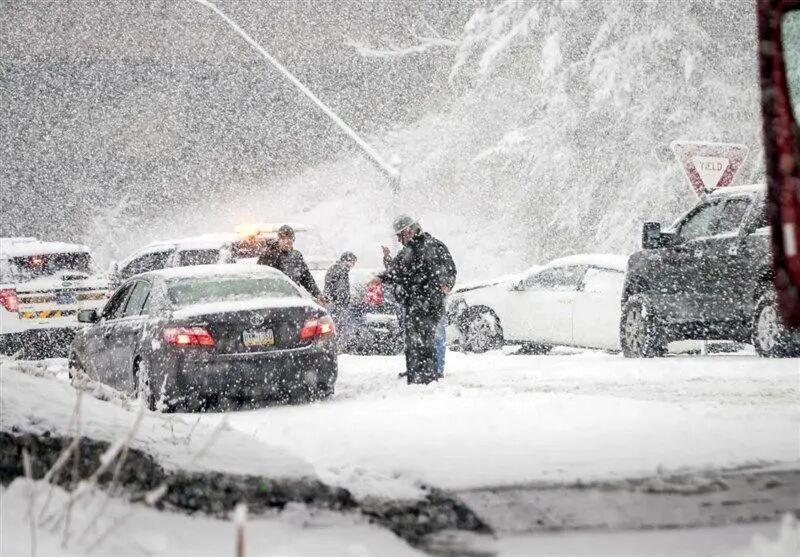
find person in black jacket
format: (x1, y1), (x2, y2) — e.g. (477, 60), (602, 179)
(257, 225), (323, 302)
(324, 251), (357, 347)
(372, 216), (457, 385)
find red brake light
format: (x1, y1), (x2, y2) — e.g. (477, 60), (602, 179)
(300, 316), (335, 340)
(365, 281), (384, 306)
(163, 326), (215, 347)
(0, 289), (19, 313)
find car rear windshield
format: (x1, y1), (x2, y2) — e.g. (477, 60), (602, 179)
(6, 252), (92, 281)
(167, 276), (300, 306)
(177, 249), (220, 267)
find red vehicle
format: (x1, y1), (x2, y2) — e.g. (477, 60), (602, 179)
(758, 0), (800, 327)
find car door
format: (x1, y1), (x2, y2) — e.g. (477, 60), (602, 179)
(694, 196), (754, 325)
(572, 267), (626, 350)
(108, 279), (152, 391)
(477, 269), (539, 340)
(655, 200), (726, 323)
(82, 282), (134, 383)
(511, 265), (587, 344)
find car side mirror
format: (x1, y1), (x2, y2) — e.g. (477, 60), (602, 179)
(642, 222), (663, 249)
(77, 309), (100, 324)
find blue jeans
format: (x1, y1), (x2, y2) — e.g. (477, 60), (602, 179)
(434, 316), (446, 376)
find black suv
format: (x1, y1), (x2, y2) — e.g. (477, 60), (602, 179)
(622, 184), (799, 358)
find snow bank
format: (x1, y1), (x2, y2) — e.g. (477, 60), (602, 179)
(0, 479), (422, 557)
(0, 360), (314, 480)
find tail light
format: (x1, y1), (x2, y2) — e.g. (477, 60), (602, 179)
(0, 289), (19, 313)
(300, 315), (335, 340)
(163, 326), (216, 347)
(365, 281), (384, 306)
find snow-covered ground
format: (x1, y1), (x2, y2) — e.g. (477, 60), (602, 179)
(2, 349), (798, 556)
(0, 479), (422, 557)
(193, 348), (800, 499)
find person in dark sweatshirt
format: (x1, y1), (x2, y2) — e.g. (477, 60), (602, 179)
(257, 225), (323, 303)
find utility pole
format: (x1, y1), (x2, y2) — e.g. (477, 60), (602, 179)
(191, 0), (400, 192)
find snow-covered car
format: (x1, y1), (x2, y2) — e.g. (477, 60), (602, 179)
(447, 254), (628, 353)
(112, 224), (313, 288)
(0, 237), (108, 358)
(111, 234), (237, 289)
(69, 265), (337, 411)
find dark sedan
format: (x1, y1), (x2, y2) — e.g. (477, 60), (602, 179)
(69, 265), (337, 411)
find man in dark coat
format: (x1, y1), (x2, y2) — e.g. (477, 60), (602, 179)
(324, 252), (357, 310)
(372, 216), (457, 385)
(257, 225), (323, 301)
(324, 251), (357, 348)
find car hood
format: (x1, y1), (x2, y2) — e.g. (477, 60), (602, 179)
(453, 273), (521, 295)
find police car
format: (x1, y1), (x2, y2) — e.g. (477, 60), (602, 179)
(0, 237), (108, 358)
(110, 224), (310, 288)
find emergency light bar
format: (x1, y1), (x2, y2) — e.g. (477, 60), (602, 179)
(233, 223), (308, 237)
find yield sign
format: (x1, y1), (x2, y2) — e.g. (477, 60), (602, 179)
(670, 141), (750, 198)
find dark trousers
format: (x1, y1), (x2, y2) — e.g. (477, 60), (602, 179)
(403, 306), (441, 385)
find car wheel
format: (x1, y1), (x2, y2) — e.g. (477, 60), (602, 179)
(462, 308), (502, 353)
(753, 291), (800, 357)
(620, 296), (666, 358)
(517, 343), (552, 355)
(134, 359), (156, 411)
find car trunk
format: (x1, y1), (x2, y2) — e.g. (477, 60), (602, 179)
(13, 270), (107, 321)
(173, 305), (320, 354)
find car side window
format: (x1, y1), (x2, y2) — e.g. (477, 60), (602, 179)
(581, 268), (625, 294)
(120, 250), (173, 280)
(712, 198), (751, 236)
(525, 266), (586, 291)
(177, 249), (221, 267)
(121, 280), (151, 318)
(677, 201), (724, 242)
(102, 283), (134, 321)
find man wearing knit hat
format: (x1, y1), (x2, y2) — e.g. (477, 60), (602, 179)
(372, 215), (457, 385)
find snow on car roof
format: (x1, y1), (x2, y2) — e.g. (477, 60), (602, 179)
(0, 239), (91, 258)
(144, 233), (238, 252)
(144, 263), (285, 281)
(709, 183), (765, 196)
(545, 253), (629, 272)
(118, 234), (238, 266)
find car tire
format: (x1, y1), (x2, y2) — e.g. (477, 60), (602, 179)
(461, 307), (503, 353)
(753, 291), (800, 357)
(134, 358), (156, 411)
(620, 296), (666, 358)
(517, 343), (552, 355)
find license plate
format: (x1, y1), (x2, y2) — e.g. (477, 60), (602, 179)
(56, 290), (77, 305)
(242, 329), (274, 347)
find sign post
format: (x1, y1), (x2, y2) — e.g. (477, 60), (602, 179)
(670, 141), (750, 198)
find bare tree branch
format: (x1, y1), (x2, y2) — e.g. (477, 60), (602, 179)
(346, 35), (458, 59)
(346, 19), (457, 59)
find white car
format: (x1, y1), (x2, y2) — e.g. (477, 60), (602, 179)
(112, 224), (313, 287)
(0, 237), (108, 357)
(447, 254), (629, 353)
(112, 234), (237, 288)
